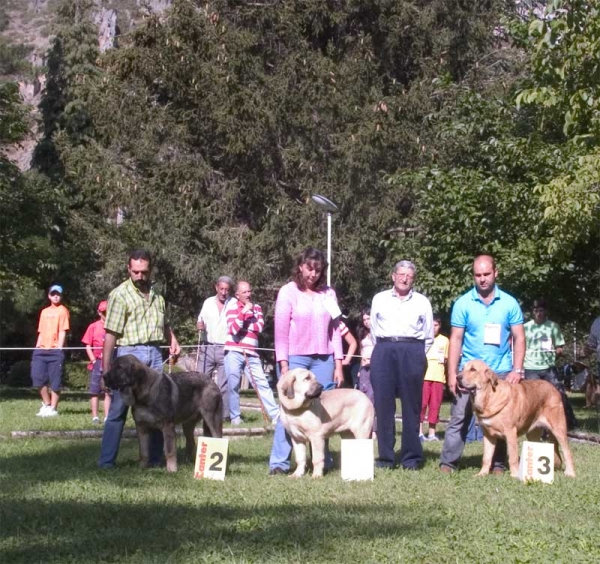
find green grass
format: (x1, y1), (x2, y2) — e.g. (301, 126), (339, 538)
(1, 387), (600, 563)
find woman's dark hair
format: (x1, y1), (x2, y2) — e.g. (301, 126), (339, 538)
(292, 247), (328, 291)
(357, 307), (371, 340)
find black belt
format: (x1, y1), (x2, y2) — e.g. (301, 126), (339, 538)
(378, 337), (424, 343)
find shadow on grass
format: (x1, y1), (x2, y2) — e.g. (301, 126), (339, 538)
(0, 442), (448, 563)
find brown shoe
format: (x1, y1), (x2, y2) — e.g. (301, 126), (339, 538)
(439, 465), (454, 474)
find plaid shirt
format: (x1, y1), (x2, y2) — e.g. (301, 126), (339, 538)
(104, 279), (166, 346)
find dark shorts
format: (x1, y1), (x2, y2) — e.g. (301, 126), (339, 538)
(31, 349), (64, 391)
(89, 359), (104, 395)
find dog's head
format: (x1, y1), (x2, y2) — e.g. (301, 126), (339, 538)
(277, 368), (323, 410)
(457, 360), (498, 393)
(103, 354), (151, 405)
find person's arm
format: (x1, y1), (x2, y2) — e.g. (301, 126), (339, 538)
(342, 331), (358, 366)
(274, 286), (292, 374)
(447, 326), (465, 396)
(85, 345), (96, 364)
(57, 307), (70, 349)
(57, 330), (67, 349)
(333, 359), (344, 387)
(165, 324), (180, 356)
(102, 330), (118, 374)
(507, 323), (526, 384)
(423, 299), (434, 353)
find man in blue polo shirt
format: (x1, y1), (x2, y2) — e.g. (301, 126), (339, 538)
(440, 254), (525, 473)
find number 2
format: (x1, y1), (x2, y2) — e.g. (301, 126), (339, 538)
(209, 451), (224, 472)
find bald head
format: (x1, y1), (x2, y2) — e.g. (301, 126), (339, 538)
(235, 281), (252, 304)
(473, 255), (497, 297)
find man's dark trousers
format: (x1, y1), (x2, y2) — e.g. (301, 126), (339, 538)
(371, 340), (427, 469)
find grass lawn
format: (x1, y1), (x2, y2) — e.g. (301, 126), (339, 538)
(1, 387), (600, 563)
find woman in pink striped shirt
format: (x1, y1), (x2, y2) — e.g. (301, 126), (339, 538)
(268, 248), (344, 475)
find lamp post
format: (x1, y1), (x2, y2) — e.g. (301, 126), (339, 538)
(311, 194), (339, 286)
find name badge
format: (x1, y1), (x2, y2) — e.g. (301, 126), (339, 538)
(483, 323), (501, 346)
(540, 337), (553, 352)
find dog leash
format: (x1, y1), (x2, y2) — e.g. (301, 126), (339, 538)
(242, 349), (271, 426)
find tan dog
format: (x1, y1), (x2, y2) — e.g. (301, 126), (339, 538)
(458, 359), (575, 478)
(277, 368), (374, 478)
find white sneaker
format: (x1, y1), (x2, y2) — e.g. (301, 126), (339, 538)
(92, 417), (100, 424)
(36, 404), (51, 417)
(44, 407), (58, 417)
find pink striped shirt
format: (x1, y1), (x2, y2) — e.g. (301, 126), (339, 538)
(223, 299), (264, 356)
(274, 281), (343, 362)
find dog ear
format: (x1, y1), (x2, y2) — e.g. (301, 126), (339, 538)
(277, 371), (295, 400)
(486, 368), (498, 391)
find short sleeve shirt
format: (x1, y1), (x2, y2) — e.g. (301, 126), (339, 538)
(81, 319), (106, 359)
(37, 304), (70, 348)
(451, 286), (523, 373)
(524, 319), (565, 370)
(425, 334), (449, 383)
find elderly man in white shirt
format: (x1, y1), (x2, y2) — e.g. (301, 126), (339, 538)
(197, 275), (233, 421)
(370, 260), (433, 470)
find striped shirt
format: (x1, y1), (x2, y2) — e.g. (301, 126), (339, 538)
(274, 281), (343, 362)
(104, 279), (166, 346)
(223, 299), (264, 356)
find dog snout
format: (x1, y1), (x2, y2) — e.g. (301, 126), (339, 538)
(305, 381), (324, 399)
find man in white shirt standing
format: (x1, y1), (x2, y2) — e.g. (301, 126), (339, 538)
(197, 276), (233, 421)
(370, 260), (434, 470)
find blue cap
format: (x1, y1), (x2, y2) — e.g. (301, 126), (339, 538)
(49, 285), (63, 294)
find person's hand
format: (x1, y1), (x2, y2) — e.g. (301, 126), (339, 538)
(447, 372), (458, 396)
(280, 363), (289, 376)
(170, 338), (181, 357)
(197, 320), (205, 331)
(506, 370), (523, 384)
(342, 357), (351, 366)
(334, 365), (344, 387)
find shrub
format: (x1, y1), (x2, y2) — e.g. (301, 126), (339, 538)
(6, 360), (32, 387)
(63, 361), (90, 390)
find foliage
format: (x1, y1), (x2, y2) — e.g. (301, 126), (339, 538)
(0, 40), (33, 76)
(4, 360), (31, 387)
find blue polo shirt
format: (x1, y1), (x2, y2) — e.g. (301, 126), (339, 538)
(451, 286), (523, 373)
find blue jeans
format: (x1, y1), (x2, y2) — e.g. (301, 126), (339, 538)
(224, 350), (279, 422)
(269, 354), (334, 472)
(440, 371), (509, 471)
(98, 345), (164, 468)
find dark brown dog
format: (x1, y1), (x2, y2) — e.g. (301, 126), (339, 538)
(104, 354), (223, 472)
(458, 359), (575, 478)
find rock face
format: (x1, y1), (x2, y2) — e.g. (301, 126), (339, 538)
(95, 8), (118, 52)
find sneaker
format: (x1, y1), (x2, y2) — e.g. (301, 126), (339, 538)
(230, 417), (243, 426)
(36, 404), (51, 417)
(424, 435), (440, 442)
(44, 407), (58, 417)
(419, 434), (426, 443)
(92, 417), (100, 424)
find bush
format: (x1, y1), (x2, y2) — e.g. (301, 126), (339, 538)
(6, 360), (32, 387)
(4, 359), (90, 389)
(63, 361), (90, 390)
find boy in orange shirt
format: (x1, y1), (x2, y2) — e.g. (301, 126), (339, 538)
(32, 285), (70, 417)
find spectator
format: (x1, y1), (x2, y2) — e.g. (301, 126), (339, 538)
(32, 285), (70, 418)
(357, 307), (376, 434)
(419, 314), (448, 442)
(98, 249), (180, 469)
(370, 260), (434, 470)
(224, 281), (279, 425)
(439, 254), (524, 474)
(585, 315), (600, 377)
(340, 317), (358, 386)
(82, 300), (111, 424)
(268, 248), (344, 475)
(524, 299), (578, 430)
(197, 276), (233, 420)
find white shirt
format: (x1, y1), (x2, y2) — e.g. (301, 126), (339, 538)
(370, 288), (434, 352)
(197, 296), (231, 344)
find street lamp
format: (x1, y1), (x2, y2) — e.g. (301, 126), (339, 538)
(311, 194), (339, 286)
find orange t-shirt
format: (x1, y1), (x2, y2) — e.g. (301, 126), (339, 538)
(37, 304), (70, 349)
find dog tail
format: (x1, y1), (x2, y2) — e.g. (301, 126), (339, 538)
(203, 393), (223, 438)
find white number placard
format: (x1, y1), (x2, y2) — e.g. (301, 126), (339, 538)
(194, 437), (229, 481)
(518, 440), (554, 484)
(341, 439), (374, 481)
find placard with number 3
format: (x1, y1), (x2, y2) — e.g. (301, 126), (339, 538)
(194, 437), (229, 481)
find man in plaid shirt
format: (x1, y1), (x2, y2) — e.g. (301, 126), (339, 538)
(98, 249), (180, 469)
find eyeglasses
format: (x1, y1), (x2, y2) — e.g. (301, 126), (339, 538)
(394, 272), (414, 280)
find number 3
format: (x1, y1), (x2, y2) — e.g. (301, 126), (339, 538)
(537, 456), (551, 475)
